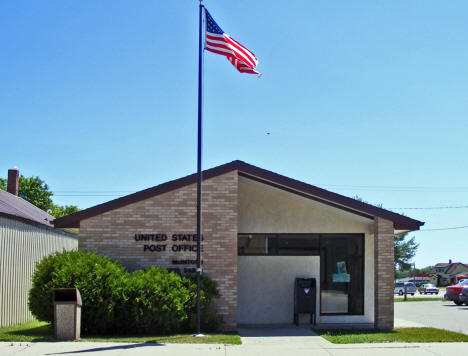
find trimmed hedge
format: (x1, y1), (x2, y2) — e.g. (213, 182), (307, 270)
(28, 250), (221, 335)
(29, 250), (126, 334)
(182, 274), (223, 332)
(115, 268), (191, 334)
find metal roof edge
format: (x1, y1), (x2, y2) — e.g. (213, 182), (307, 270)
(54, 160), (424, 231)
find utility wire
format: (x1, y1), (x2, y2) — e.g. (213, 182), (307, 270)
(53, 191), (468, 231)
(391, 205), (468, 210)
(55, 185), (468, 193)
(320, 184), (468, 190)
(419, 225), (468, 232)
(54, 192), (468, 211)
(55, 194), (127, 197)
(54, 191), (134, 193)
(53, 193), (468, 211)
(54, 191), (134, 197)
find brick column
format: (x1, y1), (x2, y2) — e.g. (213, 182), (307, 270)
(374, 217), (394, 330)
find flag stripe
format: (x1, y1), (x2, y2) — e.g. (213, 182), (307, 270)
(224, 35), (258, 64)
(205, 42), (256, 70)
(204, 8), (260, 75)
(229, 57), (260, 74)
(205, 46), (234, 58)
(207, 33), (257, 65)
(206, 34), (256, 69)
(206, 45), (258, 74)
(207, 45), (259, 74)
(207, 33), (257, 67)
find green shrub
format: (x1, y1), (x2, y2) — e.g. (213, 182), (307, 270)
(28, 250), (223, 335)
(28, 250), (126, 334)
(115, 268), (191, 334)
(182, 274), (223, 332)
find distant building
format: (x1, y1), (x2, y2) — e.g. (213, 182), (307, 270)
(430, 260), (468, 286)
(408, 274), (431, 286)
(0, 168), (77, 327)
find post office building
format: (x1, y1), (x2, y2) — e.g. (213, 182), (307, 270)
(54, 161), (424, 331)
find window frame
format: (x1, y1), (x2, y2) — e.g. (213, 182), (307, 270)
(237, 233), (365, 316)
(237, 233), (320, 256)
(319, 234), (365, 316)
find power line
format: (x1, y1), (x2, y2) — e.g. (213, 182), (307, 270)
(54, 191), (134, 193)
(320, 184), (468, 190)
(55, 185), (468, 193)
(419, 225), (468, 232)
(52, 192), (468, 231)
(53, 192), (468, 211)
(55, 194), (126, 197)
(391, 205), (468, 210)
(54, 191), (134, 197)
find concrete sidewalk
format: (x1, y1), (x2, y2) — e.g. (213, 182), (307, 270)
(1, 327), (466, 356)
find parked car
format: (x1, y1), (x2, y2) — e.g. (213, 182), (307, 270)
(459, 286), (468, 306)
(418, 283), (439, 295)
(444, 279), (468, 305)
(394, 282), (416, 296)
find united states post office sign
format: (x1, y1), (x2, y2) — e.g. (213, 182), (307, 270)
(133, 233), (204, 253)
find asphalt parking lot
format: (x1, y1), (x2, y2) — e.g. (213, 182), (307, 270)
(394, 300), (468, 335)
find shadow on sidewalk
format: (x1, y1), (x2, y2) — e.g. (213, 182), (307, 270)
(46, 342), (163, 354)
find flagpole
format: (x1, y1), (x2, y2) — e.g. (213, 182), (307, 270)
(195, 0), (204, 337)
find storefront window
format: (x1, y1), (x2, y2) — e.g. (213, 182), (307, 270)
(238, 234), (319, 256)
(320, 235), (364, 315)
(277, 235), (319, 255)
(238, 234), (276, 255)
(238, 233), (364, 315)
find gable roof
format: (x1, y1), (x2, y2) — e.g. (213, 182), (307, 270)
(446, 263), (468, 275)
(0, 189), (55, 227)
(53, 160), (424, 231)
(434, 263), (451, 268)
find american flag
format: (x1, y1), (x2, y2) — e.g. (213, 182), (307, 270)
(204, 8), (260, 75)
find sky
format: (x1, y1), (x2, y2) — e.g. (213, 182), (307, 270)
(1, 1), (467, 268)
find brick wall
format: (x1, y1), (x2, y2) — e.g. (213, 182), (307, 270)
(79, 171), (238, 330)
(374, 217), (394, 330)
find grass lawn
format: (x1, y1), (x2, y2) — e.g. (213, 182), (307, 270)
(0, 321), (54, 342)
(83, 334), (241, 344)
(394, 297), (445, 302)
(317, 327), (468, 343)
(0, 321), (241, 344)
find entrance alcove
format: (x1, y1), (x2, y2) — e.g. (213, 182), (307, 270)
(237, 175), (374, 326)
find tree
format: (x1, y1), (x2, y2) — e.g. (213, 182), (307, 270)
(351, 195), (420, 276)
(0, 175), (79, 218)
(50, 204), (80, 218)
(1, 176), (53, 211)
(394, 232), (419, 272)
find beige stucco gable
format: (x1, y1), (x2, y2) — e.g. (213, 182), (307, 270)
(238, 176), (374, 234)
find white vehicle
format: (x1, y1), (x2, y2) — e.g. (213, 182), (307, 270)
(418, 283), (439, 295)
(394, 282), (416, 296)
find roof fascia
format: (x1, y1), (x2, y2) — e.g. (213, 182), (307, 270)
(235, 161), (424, 231)
(54, 161), (241, 228)
(54, 160), (424, 231)
(0, 212), (76, 237)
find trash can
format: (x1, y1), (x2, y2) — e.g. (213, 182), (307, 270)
(53, 288), (82, 340)
(294, 278), (316, 325)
